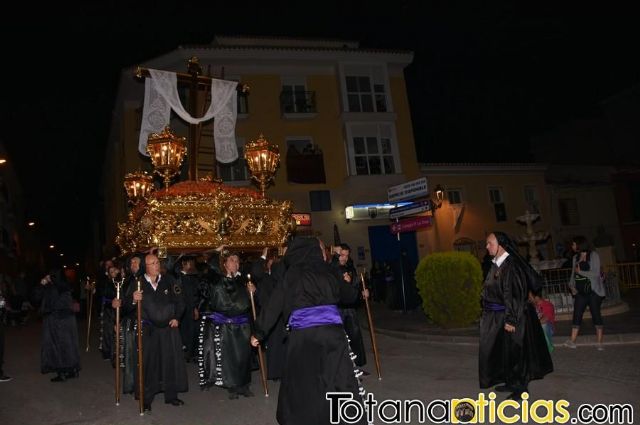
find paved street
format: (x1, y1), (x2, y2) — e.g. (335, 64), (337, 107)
(1, 318), (639, 425)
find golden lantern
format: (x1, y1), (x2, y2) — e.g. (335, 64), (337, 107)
(123, 170), (154, 204)
(146, 126), (187, 190)
(244, 134), (280, 197)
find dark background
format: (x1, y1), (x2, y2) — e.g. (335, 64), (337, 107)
(0, 2), (638, 262)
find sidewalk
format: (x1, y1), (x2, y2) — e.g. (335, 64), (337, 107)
(365, 288), (640, 346)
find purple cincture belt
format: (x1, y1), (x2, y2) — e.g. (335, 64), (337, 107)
(288, 304), (343, 330)
(207, 312), (250, 325)
(484, 302), (506, 312)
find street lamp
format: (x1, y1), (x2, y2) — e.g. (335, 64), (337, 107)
(49, 244), (55, 249)
(146, 126), (187, 190)
(430, 184), (445, 213)
(0, 158), (6, 164)
(28, 221), (36, 227)
(244, 134), (280, 197)
(123, 170), (154, 204)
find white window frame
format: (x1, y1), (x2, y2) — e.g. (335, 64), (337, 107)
(281, 76), (309, 113)
(344, 123), (400, 176)
(338, 63), (393, 113)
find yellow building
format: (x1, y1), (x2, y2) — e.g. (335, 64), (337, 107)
(101, 35), (420, 270)
(419, 163), (552, 260)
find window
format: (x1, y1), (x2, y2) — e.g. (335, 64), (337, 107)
(489, 187), (504, 204)
(559, 198), (580, 226)
(216, 139), (249, 182)
(447, 188), (463, 205)
(344, 65), (388, 112)
(524, 185), (540, 213)
(281, 77), (315, 114)
(286, 138), (326, 184)
(347, 123), (399, 176)
(489, 187), (507, 222)
(309, 190), (331, 212)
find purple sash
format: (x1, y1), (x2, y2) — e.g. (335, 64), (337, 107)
(484, 302), (506, 312)
(288, 305), (343, 330)
(207, 312), (250, 325)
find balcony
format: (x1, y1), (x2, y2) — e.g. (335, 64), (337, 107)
(280, 90), (317, 119)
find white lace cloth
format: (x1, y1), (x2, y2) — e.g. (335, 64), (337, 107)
(138, 69), (238, 163)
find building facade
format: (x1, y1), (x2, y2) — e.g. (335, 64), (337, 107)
(419, 163), (552, 261)
(101, 36), (420, 271)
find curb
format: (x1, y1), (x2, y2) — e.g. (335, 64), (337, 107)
(371, 326), (640, 347)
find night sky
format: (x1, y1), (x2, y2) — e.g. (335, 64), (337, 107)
(0, 2), (637, 263)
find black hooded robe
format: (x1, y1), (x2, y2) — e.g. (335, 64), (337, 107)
(251, 257), (287, 380)
(37, 274), (81, 377)
(256, 238), (367, 425)
(479, 255), (553, 390)
(197, 273), (253, 392)
(123, 274), (188, 404)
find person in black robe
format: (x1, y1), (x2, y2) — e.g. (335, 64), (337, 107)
(112, 255), (143, 395)
(198, 250), (255, 399)
(479, 232), (553, 400)
(175, 255), (200, 363)
(36, 270), (81, 382)
(331, 243), (367, 369)
(98, 263), (118, 363)
(125, 254), (188, 411)
(252, 237), (369, 425)
(250, 248), (287, 381)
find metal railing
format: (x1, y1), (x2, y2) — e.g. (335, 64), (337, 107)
(539, 267), (623, 314)
(604, 262), (640, 290)
(280, 91), (317, 114)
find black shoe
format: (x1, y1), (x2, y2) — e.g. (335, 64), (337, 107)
(228, 391), (239, 400)
(361, 370), (371, 376)
(51, 374), (66, 382)
(165, 398), (184, 406)
(143, 403), (152, 412)
(0, 375), (12, 383)
(495, 385), (513, 393)
(238, 388), (254, 397)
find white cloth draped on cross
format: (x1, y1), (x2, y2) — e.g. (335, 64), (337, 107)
(138, 69), (239, 163)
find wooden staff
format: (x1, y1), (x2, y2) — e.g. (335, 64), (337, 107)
(135, 277), (145, 415)
(113, 277), (124, 406)
(360, 272), (382, 380)
(85, 277), (95, 352)
(247, 274), (268, 397)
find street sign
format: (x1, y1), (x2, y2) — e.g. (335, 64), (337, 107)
(292, 213), (311, 226)
(387, 177), (428, 203)
(390, 216), (432, 234)
(388, 200), (431, 219)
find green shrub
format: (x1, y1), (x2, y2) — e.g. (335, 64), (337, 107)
(415, 251), (483, 328)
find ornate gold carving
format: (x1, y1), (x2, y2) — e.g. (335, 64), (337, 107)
(116, 180), (296, 255)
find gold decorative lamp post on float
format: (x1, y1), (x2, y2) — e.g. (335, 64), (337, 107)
(123, 171), (154, 204)
(244, 134), (280, 197)
(146, 126), (187, 190)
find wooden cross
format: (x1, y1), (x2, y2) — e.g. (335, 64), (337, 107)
(135, 56), (249, 180)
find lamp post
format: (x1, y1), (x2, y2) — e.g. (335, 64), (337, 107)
(146, 126), (187, 190)
(244, 134), (280, 197)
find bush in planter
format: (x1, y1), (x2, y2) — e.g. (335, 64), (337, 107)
(415, 251), (483, 328)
